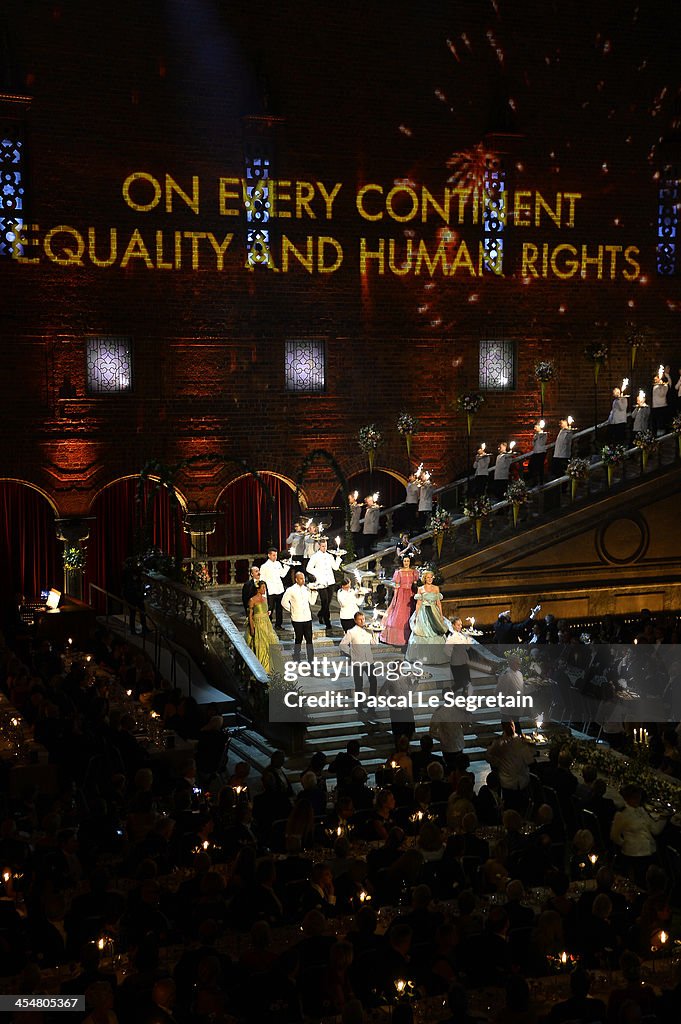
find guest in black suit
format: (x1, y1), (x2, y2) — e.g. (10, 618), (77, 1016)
(241, 565), (263, 614)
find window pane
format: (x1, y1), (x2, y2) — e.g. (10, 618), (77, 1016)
(86, 336), (133, 394)
(285, 339), (326, 393)
(479, 339), (515, 390)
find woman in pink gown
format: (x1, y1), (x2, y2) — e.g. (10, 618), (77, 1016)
(380, 556), (420, 646)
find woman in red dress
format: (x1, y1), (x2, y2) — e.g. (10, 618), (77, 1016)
(379, 556), (420, 647)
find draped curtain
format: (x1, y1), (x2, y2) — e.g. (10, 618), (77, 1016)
(0, 481), (60, 618)
(214, 474), (297, 580)
(85, 479), (189, 599)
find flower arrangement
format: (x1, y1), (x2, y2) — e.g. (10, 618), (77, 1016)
(633, 430), (658, 454)
(672, 415), (681, 436)
(457, 392), (485, 436)
(463, 495), (494, 519)
(600, 444), (627, 466)
(566, 458), (589, 480)
(182, 562), (212, 590)
(358, 424), (383, 470)
(358, 424), (383, 451)
(625, 323), (647, 369)
(397, 412), (420, 457)
(457, 392), (485, 414)
(506, 480), (528, 505)
(561, 737), (681, 807)
(62, 545), (86, 572)
(418, 561), (443, 584)
(429, 506), (453, 556)
(396, 412), (420, 436)
(140, 546), (177, 577)
(534, 360), (555, 382)
(429, 506), (453, 535)
(503, 647), (534, 673)
(583, 342), (609, 364)
(505, 480), (528, 526)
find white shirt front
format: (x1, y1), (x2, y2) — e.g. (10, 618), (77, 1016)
(363, 506), (381, 535)
(652, 382), (668, 408)
(406, 481), (420, 504)
(553, 428), (573, 459)
(418, 484), (434, 511)
(487, 735), (535, 790)
(307, 550), (341, 587)
(337, 587), (363, 620)
(340, 624), (376, 662)
(446, 629), (472, 665)
(632, 405), (650, 432)
(493, 453), (513, 481)
(610, 804), (665, 857)
(303, 532), (319, 558)
(532, 431), (548, 453)
(349, 504), (362, 531)
(286, 530), (305, 556)
(429, 706), (465, 752)
(473, 454), (491, 476)
(610, 396), (628, 424)
(259, 558), (289, 596)
(281, 583), (317, 622)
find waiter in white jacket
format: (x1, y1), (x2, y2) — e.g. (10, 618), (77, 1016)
(282, 571), (318, 662)
(306, 538), (342, 631)
(340, 611), (377, 697)
(259, 548), (290, 629)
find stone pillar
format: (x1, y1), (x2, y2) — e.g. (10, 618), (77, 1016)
(183, 511), (218, 561)
(55, 518), (93, 602)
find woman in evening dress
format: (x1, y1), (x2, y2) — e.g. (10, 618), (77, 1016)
(405, 569), (450, 664)
(380, 556), (420, 646)
(246, 582), (284, 675)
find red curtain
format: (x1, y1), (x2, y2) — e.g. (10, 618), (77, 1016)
(85, 479), (189, 600)
(0, 482), (60, 617)
(214, 474), (297, 579)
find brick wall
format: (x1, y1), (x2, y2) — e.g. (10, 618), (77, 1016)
(1, 0), (680, 531)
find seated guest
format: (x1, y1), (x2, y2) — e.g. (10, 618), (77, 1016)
(393, 883), (444, 946)
(504, 879), (535, 931)
(346, 765), (375, 811)
(577, 865), (630, 934)
(462, 907), (511, 988)
(291, 909), (337, 971)
(299, 862), (337, 918)
(299, 767), (327, 817)
(528, 909), (564, 977)
(569, 828), (597, 882)
(411, 734), (442, 782)
(331, 740), (362, 794)
(447, 775), (477, 831)
(482, 840), (511, 894)
(476, 769), (503, 825)
(426, 760), (453, 804)
(546, 968), (606, 1024)
(441, 983), (487, 1024)
(606, 951), (657, 1023)
(365, 789), (396, 841)
(580, 892), (619, 968)
(460, 812), (490, 864)
(575, 763), (598, 801)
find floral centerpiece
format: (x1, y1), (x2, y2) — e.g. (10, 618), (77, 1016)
(463, 494), (493, 543)
(534, 360), (555, 411)
(672, 414), (681, 456)
(456, 392), (485, 436)
(633, 430), (659, 469)
(600, 443), (627, 486)
(625, 323), (647, 370)
(429, 506), (453, 557)
(505, 479), (528, 527)
(566, 457), (590, 501)
(182, 561), (212, 591)
(396, 412), (420, 458)
(584, 342), (609, 383)
(62, 544), (86, 572)
(418, 561), (443, 585)
(358, 423), (383, 471)
(140, 546), (177, 578)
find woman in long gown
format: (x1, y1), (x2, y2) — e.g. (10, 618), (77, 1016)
(380, 556), (420, 646)
(246, 582), (284, 675)
(405, 570), (450, 664)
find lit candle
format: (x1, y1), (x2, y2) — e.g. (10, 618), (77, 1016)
(97, 938), (106, 951)
(660, 930), (668, 945)
(126, 689), (132, 697)
(352, 491), (359, 500)
(509, 440), (516, 450)
(539, 419), (545, 429)
(567, 416), (574, 426)
(621, 377), (629, 392)
(2, 870), (10, 884)
(359, 890), (371, 902)
(588, 853), (598, 865)
(638, 389), (646, 402)
(658, 364), (664, 378)
(334, 536), (341, 550)
(560, 952), (567, 965)
(395, 980), (406, 995)
(67, 637), (73, 647)
(372, 492), (379, 503)
(536, 715), (544, 731)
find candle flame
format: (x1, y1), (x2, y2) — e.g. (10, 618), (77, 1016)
(638, 389), (646, 402)
(567, 415), (574, 425)
(536, 715), (544, 730)
(560, 952), (567, 964)
(539, 419), (545, 429)
(509, 440), (516, 449)
(658, 364), (664, 378)
(661, 930), (668, 943)
(372, 492), (379, 502)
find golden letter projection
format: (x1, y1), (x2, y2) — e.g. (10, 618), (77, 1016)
(10, 172), (643, 281)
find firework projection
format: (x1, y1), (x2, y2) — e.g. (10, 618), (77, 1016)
(8, 2), (680, 310)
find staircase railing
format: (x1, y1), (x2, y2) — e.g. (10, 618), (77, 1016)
(343, 430), (679, 579)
